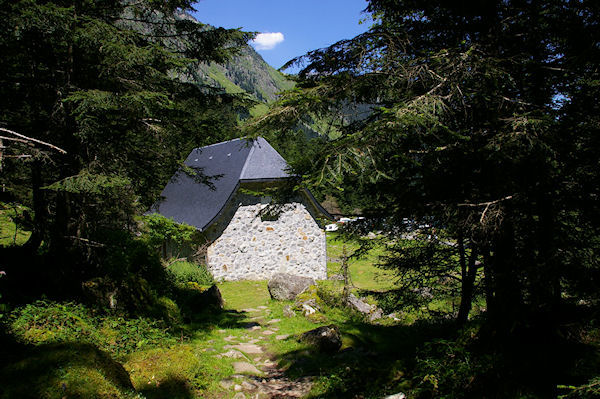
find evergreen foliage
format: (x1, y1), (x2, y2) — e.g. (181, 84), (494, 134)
(0, 0), (251, 292)
(250, 0), (600, 346)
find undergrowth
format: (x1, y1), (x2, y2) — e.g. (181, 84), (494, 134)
(8, 300), (178, 360)
(167, 260), (213, 286)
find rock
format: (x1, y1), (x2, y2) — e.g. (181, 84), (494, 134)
(412, 287), (433, 299)
(347, 293), (373, 314)
(219, 350), (244, 359)
(328, 273), (344, 281)
(383, 393), (406, 399)
(283, 305), (296, 318)
(233, 393), (246, 399)
(276, 334), (289, 340)
(302, 304), (317, 316)
(227, 343), (263, 354)
(268, 273), (315, 301)
(219, 379), (234, 389)
(267, 318), (281, 324)
(369, 308), (383, 321)
(232, 362), (263, 376)
(366, 232), (377, 239)
(299, 324), (342, 353)
(201, 284), (225, 309)
(347, 293), (384, 321)
(262, 330), (275, 335)
(241, 380), (257, 390)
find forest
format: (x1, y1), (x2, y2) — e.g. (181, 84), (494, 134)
(1, 0), (599, 398)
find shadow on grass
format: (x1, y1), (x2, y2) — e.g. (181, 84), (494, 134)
(140, 377), (195, 399)
(0, 304), (256, 399)
(0, 339), (134, 399)
(273, 310), (600, 399)
(277, 319), (453, 399)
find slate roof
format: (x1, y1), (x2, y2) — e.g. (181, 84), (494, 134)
(150, 137), (294, 231)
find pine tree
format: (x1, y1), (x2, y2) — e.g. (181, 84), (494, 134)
(0, 0), (251, 282)
(250, 0), (600, 331)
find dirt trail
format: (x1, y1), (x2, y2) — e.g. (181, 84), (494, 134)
(216, 306), (312, 399)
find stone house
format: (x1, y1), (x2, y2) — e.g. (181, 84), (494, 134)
(151, 137), (330, 281)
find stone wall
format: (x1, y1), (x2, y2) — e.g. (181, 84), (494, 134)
(205, 189), (327, 281)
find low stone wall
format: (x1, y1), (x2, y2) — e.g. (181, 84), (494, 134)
(205, 191), (327, 281)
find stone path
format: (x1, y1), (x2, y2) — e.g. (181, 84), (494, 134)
(216, 307), (312, 398)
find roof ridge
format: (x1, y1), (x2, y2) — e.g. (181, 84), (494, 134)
(197, 137), (248, 150)
(238, 138), (257, 180)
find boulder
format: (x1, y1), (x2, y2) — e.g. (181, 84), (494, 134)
(347, 293), (374, 314)
(383, 393), (406, 399)
(299, 324), (342, 353)
(184, 284), (224, 311)
(268, 273), (315, 301)
(347, 293), (384, 322)
(201, 284), (224, 309)
(369, 308), (383, 321)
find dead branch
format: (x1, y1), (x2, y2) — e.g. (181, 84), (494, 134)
(458, 195), (514, 208)
(0, 135), (31, 144)
(66, 236), (105, 247)
(0, 127), (67, 154)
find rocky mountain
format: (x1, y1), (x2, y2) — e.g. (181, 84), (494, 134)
(176, 12), (294, 108)
(196, 46), (294, 103)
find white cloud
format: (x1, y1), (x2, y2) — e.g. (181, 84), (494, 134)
(251, 32), (284, 50)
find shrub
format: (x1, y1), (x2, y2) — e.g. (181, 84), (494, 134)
(168, 261), (213, 286)
(8, 300), (177, 359)
(410, 336), (494, 398)
(151, 296), (183, 325)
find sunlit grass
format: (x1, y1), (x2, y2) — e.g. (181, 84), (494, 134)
(326, 232), (399, 292)
(0, 203), (31, 246)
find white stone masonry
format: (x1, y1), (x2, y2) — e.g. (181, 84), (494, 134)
(205, 193), (327, 281)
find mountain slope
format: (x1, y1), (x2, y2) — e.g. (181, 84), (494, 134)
(199, 46), (294, 103)
(175, 12), (293, 106)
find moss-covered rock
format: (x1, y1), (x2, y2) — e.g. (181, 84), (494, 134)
(152, 296), (183, 325)
(293, 285), (325, 312)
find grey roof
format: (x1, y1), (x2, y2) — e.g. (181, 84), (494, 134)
(150, 137), (292, 231)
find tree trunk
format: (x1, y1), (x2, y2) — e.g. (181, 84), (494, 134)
(489, 215), (522, 334)
(23, 160), (44, 251)
(457, 235), (480, 325)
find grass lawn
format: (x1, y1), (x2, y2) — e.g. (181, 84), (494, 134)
(0, 232), (469, 398)
(326, 232), (398, 292)
(0, 203), (31, 246)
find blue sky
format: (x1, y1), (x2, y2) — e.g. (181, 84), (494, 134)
(191, 0), (371, 72)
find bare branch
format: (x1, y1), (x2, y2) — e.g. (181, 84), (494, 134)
(0, 127), (67, 154)
(458, 195), (514, 208)
(0, 135), (31, 144)
(66, 236), (105, 247)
